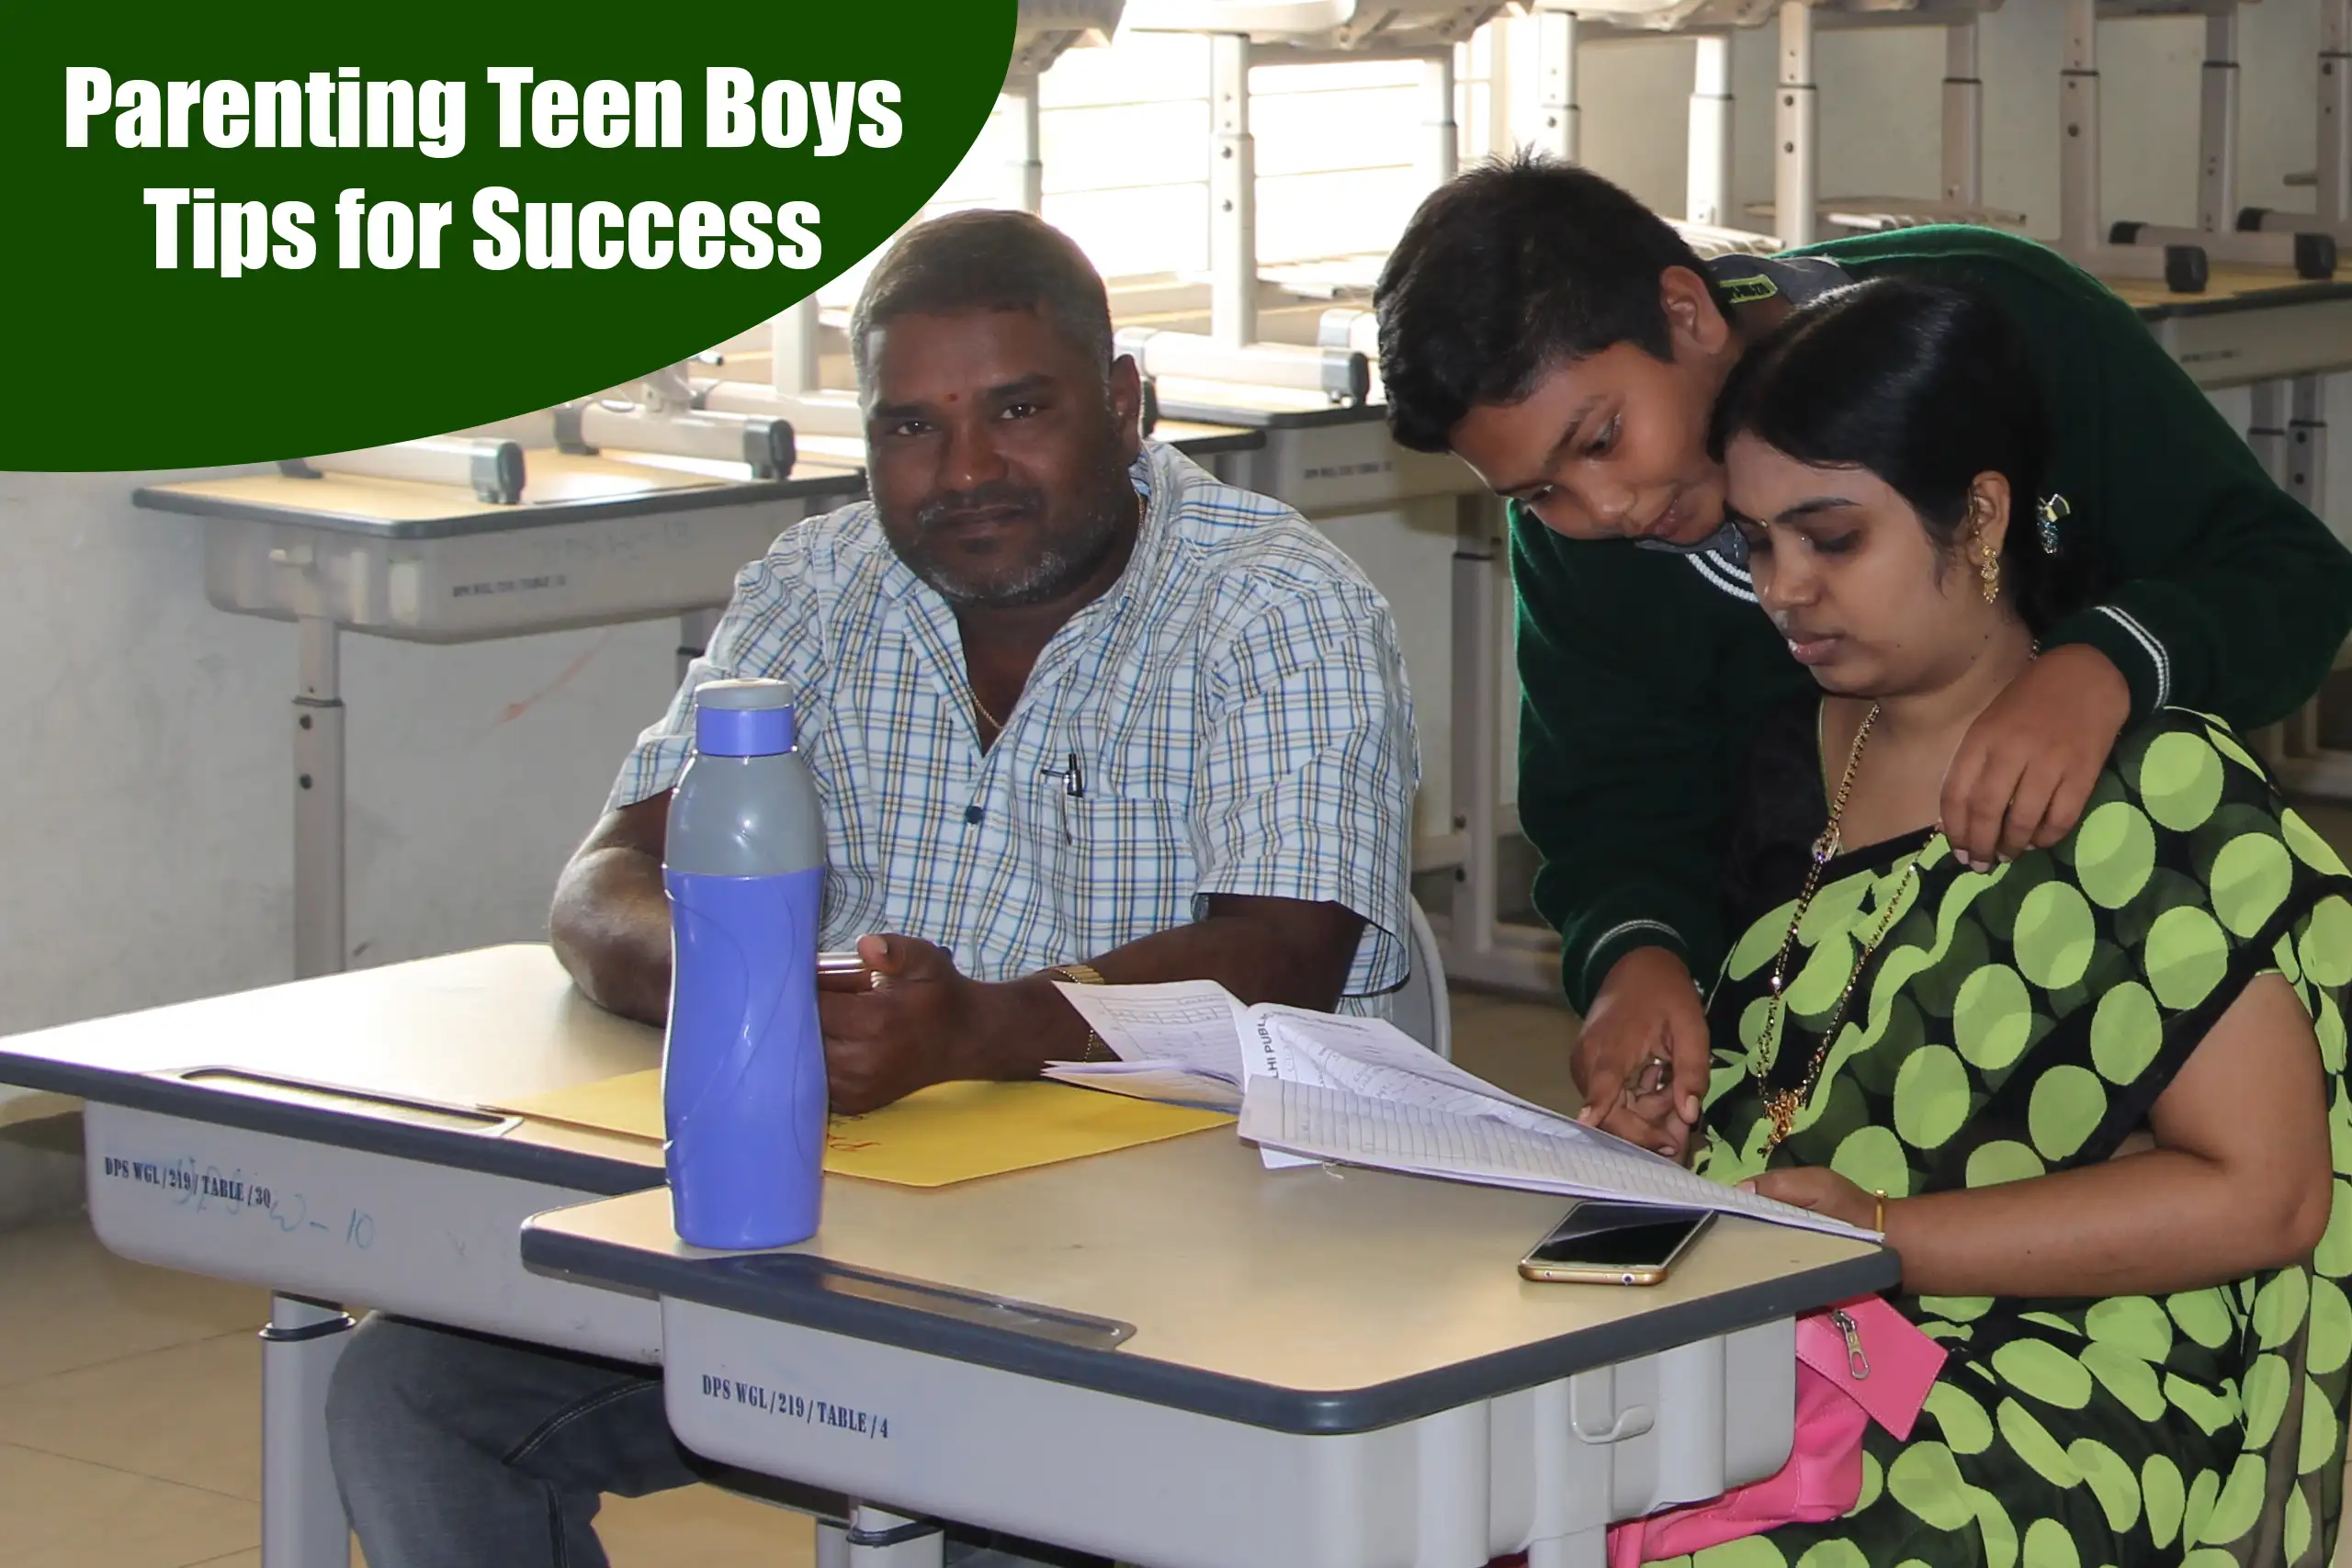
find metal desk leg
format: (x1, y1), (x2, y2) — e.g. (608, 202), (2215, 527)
(1438, 496), (1560, 996)
(2248, 381), (2299, 772)
(1420, 49), (1459, 190)
(820, 1506), (944, 1568)
(2237, 0), (2352, 244)
(1208, 33), (1257, 351)
(259, 1294), (355, 1567)
(2289, 375), (2328, 517)
(2278, 378), (2352, 798)
(2058, 0), (2204, 288)
(2324, 3), (2352, 231)
(2250, 379), (2289, 481)
(2112, 11), (2329, 274)
(1535, 9), (1579, 164)
(293, 616), (345, 980)
(773, 298), (824, 398)
(679, 606), (722, 688)
(2286, 376), (2324, 757)
(1006, 77), (1045, 217)
(1450, 493), (1501, 975)
(1773, 3), (1817, 251)
(1942, 23), (1982, 209)
(1687, 37), (1734, 230)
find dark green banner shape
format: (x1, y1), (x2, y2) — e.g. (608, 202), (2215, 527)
(3, 2), (1015, 469)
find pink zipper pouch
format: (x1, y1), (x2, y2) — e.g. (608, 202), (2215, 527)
(1604, 1295), (1946, 1568)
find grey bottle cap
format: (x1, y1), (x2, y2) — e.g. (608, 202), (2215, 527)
(696, 679), (794, 710)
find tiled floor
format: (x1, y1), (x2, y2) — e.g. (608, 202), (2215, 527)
(0, 1216), (819, 1568)
(0, 990), (1577, 1568)
(5, 793), (2346, 1567)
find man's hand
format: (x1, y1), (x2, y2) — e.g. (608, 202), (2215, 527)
(819, 933), (995, 1115)
(1940, 642), (2131, 871)
(1571, 946), (1710, 1161)
(1739, 1166), (1878, 1232)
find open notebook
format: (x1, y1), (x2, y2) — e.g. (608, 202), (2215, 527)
(1047, 981), (1874, 1242)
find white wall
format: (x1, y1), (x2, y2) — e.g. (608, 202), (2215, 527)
(4, 5), (2347, 1073)
(0, 470), (682, 1041)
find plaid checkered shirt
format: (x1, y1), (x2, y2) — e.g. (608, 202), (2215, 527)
(609, 440), (1419, 1010)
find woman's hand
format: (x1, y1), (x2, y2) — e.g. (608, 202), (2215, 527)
(1741, 1167), (1881, 1231)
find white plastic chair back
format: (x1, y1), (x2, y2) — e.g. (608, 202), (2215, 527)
(1389, 897), (1454, 1060)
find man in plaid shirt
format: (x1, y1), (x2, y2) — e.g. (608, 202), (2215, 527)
(326, 209), (1418, 1568)
(550, 208), (1419, 1117)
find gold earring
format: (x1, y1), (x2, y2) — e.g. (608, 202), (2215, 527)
(1978, 540), (2000, 603)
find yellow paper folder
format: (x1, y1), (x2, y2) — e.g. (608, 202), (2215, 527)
(494, 1071), (1231, 1189)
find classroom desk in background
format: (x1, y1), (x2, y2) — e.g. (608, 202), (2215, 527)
(2114, 263), (2352, 391)
(134, 453), (873, 984)
(2114, 263), (2352, 799)
(0, 943), (1894, 1568)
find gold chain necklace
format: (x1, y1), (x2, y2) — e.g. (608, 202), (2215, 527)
(1754, 702), (1922, 1155)
(966, 682), (1003, 733)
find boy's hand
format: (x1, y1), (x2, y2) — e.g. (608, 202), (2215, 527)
(1940, 643), (2131, 870)
(1572, 946), (1710, 1161)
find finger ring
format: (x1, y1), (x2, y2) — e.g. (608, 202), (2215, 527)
(1625, 1053), (1674, 1100)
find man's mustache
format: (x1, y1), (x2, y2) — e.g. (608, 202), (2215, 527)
(914, 483), (1046, 533)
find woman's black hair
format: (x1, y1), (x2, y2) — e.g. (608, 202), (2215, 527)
(1707, 276), (2108, 635)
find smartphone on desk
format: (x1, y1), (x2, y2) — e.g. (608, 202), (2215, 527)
(1517, 1201), (1715, 1286)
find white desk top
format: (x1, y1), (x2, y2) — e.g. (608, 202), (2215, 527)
(525, 1132), (1893, 1433)
(4, 942), (1894, 1428)
(2113, 263), (2352, 318)
(0, 945), (664, 1192)
(133, 452), (870, 541)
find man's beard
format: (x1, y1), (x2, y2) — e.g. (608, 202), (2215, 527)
(896, 463), (1136, 609)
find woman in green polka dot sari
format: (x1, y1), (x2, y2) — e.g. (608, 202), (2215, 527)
(1670, 278), (2352, 1568)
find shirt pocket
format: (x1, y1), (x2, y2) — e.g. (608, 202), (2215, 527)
(1048, 794), (1195, 941)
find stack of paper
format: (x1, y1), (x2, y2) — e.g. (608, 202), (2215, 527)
(1047, 981), (1871, 1241)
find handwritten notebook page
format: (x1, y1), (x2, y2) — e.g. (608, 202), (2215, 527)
(1047, 980), (1250, 1084)
(1238, 1077), (1871, 1240)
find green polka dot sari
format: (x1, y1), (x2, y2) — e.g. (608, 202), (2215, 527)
(1681, 706), (2352, 1568)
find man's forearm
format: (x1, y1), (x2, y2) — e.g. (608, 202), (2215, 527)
(549, 848), (673, 1027)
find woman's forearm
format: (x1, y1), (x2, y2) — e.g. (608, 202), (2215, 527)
(1884, 1146), (2329, 1300)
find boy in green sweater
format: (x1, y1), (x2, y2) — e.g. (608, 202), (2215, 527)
(1374, 152), (2352, 1158)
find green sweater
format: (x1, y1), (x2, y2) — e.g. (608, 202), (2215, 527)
(1517, 225), (2352, 1012)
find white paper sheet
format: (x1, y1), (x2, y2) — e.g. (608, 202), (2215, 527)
(1238, 1077), (1873, 1241)
(1052, 980), (1249, 1080)
(1046, 982), (1871, 1237)
(1040, 1061), (1244, 1114)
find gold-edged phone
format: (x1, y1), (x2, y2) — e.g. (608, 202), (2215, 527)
(1517, 1201), (1716, 1286)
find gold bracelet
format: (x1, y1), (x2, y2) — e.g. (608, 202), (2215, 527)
(1873, 1190), (1887, 1233)
(1049, 964), (1109, 1063)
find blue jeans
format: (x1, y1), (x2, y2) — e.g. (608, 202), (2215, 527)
(324, 1314), (1100, 1568)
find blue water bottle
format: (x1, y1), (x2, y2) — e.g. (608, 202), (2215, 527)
(662, 678), (829, 1249)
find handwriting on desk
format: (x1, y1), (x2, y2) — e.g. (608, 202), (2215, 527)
(697, 1373), (893, 1440)
(99, 1154), (376, 1252)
